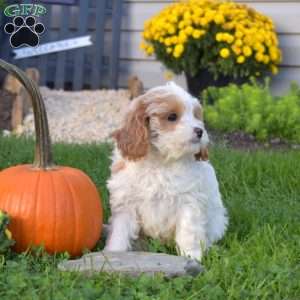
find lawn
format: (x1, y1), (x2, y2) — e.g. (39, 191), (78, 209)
(0, 136), (299, 300)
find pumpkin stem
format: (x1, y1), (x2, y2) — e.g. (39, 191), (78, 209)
(0, 59), (54, 169)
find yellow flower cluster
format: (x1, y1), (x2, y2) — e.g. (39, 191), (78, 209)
(5, 229), (12, 240)
(141, 0), (281, 74)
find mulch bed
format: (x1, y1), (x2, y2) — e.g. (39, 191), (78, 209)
(210, 130), (300, 151)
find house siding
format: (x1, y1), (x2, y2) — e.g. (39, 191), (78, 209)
(119, 0), (300, 94)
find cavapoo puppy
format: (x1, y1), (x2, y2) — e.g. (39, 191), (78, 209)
(105, 82), (228, 261)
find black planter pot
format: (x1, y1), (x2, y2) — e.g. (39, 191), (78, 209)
(185, 70), (247, 98)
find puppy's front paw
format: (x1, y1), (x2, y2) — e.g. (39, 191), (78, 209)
(104, 244), (120, 252)
(104, 238), (131, 252)
(185, 249), (203, 261)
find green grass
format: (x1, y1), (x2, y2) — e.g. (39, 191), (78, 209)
(0, 136), (299, 300)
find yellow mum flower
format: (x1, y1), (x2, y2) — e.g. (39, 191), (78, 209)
(146, 45), (154, 56)
(194, 7), (203, 17)
(220, 48), (230, 58)
(278, 51), (282, 63)
(270, 33), (279, 46)
(200, 18), (208, 26)
(256, 33), (264, 42)
(179, 20), (185, 29)
(263, 55), (270, 64)
(265, 38), (272, 47)
(270, 65), (279, 75)
(164, 38), (172, 46)
(185, 26), (194, 36)
(237, 55), (246, 64)
(173, 44), (184, 58)
(205, 10), (216, 21)
(143, 31), (151, 40)
(235, 31), (244, 39)
(184, 11), (191, 21)
(243, 46), (253, 57)
(269, 46), (279, 61)
(166, 47), (173, 54)
(171, 36), (178, 44)
(192, 29), (203, 39)
(214, 14), (225, 24)
(216, 33), (224, 42)
(255, 52), (264, 62)
(225, 34), (234, 44)
(178, 31), (188, 43)
(183, 19), (192, 27)
(222, 23), (231, 30)
(154, 33), (160, 41)
(167, 25), (176, 35)
(243, 36), (252, 46)
(5, 229), (12, 240)
(232, 45), (242, 55)
(270, 51), (279, 62)
(169, 15), (178, 23)
(235, 39), (243, 47)
(175, 44), (184, 53)
(192, 15), (200, 25)
(139, 42), (147, 50)
(254, 42), (265, 53)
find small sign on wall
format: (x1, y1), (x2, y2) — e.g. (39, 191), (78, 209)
(13, 35), (93, 59)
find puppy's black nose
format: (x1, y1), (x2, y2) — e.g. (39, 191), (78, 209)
(194, 127), (203, 138)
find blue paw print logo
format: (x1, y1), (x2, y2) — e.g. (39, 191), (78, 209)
(4, 16), (45, 48)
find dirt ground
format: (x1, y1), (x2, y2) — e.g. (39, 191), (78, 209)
(210, 130), (299, 151)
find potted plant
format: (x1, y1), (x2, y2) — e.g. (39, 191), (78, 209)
(140, 0), (282, 97)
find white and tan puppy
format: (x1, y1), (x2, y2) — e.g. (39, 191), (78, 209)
(105, 82), (228, 261)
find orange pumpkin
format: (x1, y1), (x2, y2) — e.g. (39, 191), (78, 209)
(0, 60), (102, 256)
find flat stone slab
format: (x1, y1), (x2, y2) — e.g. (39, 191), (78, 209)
(58, 251), (204, 278)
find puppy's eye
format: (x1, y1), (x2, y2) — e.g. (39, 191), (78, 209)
(167, 113), (177, 122)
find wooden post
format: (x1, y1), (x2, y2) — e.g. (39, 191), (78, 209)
(3, 68), (40, 131)
(128, 75), (144, 100)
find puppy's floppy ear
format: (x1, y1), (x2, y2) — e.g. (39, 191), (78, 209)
(195, 147), (209, 161)
(112, 98), (149, 160)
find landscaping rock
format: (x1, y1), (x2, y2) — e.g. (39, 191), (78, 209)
(58, 251), (203, 278)
(22, 87), (130, 143)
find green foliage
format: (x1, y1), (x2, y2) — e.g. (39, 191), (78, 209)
(203, 80), (300, 143)
(0, 136), (300, 299)
(0, 211), (14, 255)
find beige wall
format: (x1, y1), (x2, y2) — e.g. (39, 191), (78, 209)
(119, 0), (300, 94)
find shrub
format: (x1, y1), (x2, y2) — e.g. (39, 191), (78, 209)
(140, 0), (281, 79)
(203, 80), (300, 143)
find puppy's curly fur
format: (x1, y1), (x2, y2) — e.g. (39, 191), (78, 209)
(105, 82), (228, 261)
